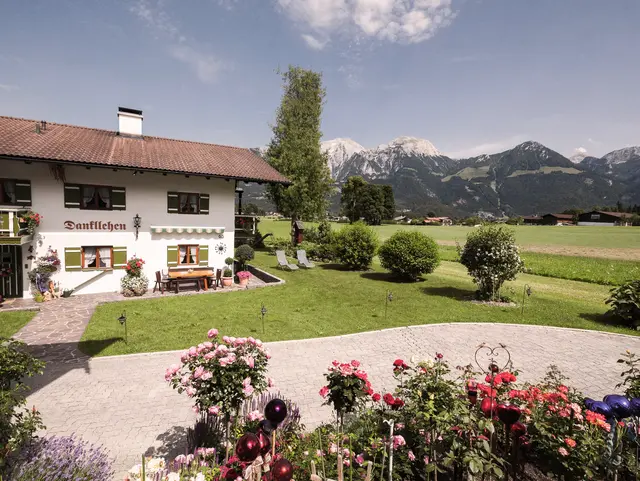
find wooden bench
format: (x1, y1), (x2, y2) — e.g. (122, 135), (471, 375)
(167, 267), (215, 293)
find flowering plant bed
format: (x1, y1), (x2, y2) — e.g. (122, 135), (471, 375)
(236, 271), (252, 281)
(18, 210), (42, 235)
(125, 256), (146, 276)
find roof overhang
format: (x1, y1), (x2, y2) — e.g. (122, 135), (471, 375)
(0, 155), (292, 186)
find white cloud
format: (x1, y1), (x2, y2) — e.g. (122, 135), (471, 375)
(129, 0), (225, 83)
(301, 33), (328, 50)
(446, 135), (529, 159)
(588, 137), (603, 147)
(569, 147), (588, 163)
(0, 84), (19, 92)
(169, 45), (224, 83)
(276, 0), (456, 46)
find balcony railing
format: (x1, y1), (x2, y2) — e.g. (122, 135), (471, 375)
(0, 210), (21, 237)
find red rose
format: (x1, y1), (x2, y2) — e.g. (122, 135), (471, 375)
(383, 393), (395, 406)
(393, 398), (405, 410)
(372, 393), (381, 402)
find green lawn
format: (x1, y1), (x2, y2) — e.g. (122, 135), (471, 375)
(259, 219), (640, 250)
(0, 310), (36, 338)
(439, 246), (639, 286)
(80, 251), (635, 357)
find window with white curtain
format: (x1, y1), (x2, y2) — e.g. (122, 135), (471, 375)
(178, 193), (200, 214)
(0, 179), (17, 205)
(178, 245), (198, 265)
(82, 246), (113, 268)
(81, 185), (111, 210)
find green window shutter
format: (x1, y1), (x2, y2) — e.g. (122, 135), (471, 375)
(13, 215), (20, 235)
(199, 194), (210, 215)
(167, 245), (178, 266)
(167, 192), (179, 213)
(64, 184), (81, 208)
(15, 180), (32, 206)
(113, 246), (127, 269)
(0, 213), (8, 231)
(111, 187), (126, 210)
(199, 245), (209, 266)
(64, 247), (82, 271)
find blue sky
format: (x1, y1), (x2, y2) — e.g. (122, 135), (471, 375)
(1, 0), (639, 158)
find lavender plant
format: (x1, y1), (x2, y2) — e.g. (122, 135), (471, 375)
(9, 435), (113, 481)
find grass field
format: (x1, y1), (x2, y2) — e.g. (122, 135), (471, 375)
(81, 251), (633, 357)
(439, 246), (639, 286)
(0, 310), (36, 338)
(259, 219), (640, 259)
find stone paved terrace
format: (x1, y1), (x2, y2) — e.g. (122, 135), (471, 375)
(22, 323), (640, 479)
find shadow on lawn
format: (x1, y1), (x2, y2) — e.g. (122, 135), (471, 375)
(579, 312), (632, 331)
(359, 272), (426, 283)
(421, 286), (474, 301)
(318, 263), (352, 271)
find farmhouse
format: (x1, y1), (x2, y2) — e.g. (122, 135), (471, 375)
(523, 215), (543, 225)
(424, 216), (453, 226)
(541, 213), (574, 226)
(0, 108), (288, 298)
(577, 210), (633, 226)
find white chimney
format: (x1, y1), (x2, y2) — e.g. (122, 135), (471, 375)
(117, 107), (143, 137)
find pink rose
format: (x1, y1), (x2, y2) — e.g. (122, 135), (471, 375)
(243, 356), (255, 368)
(208, 406), (220, 415)
(204, 352), (215, 360)
(243, 384), (254, 396)
(424, 456), (430, 465)
(316, 450), (324, 457)
(188, 346), (197, 357)
(193, 366), (205, 379)
(222, 336), (230, 343)
(192, 406), (200, 414)
(351, 360), (361, 368)
(558, 447), (569, 456)
(392, 435), (406, 449)
(329, 443), (338, 454)
(247, 410), (264, 422)
(201, 371), (212, 381)
(355, 454), (364, 465)
(319, 386), (329, 398)
(408, 451), (416, 461)
(207, 329), (219, 338)
(268, 378), (275, 388)
(180, 374), (190, 386)
(203, 341), (213, 349)
(186, 387), (196, 397)
(180, 351), (189, 362)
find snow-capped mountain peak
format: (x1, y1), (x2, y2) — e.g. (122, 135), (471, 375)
(321, 138), (366, 177)
(377, 136), (441, 157)
(603, 146), (640, 165)
(570, 147), (589, 164)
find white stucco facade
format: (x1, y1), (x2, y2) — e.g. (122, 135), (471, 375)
(2, 160), (236, 297)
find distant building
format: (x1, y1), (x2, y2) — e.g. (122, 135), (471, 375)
(577, 211), (633, 226)
(523, 215), (543, 225)
(393, 215), (411, 223)
(541, 213), (574, 225)
(424, 217), (453, 226)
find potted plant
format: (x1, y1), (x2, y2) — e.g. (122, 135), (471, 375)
(18, 210), (42, 235)
(236, 270), (252, 287)
(222, 257), (234, 287)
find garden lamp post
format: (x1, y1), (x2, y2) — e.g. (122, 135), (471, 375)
(521, 284), (532, 316)
(385, 291), (393, 322)
(260, 303), (267, 334)
(118, 311), (127, 343)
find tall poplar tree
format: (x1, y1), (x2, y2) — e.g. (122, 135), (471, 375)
(265, 66), (333, 222)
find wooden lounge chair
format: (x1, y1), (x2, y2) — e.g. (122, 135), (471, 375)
(297, 250), (315, 268)
(276, 250), (299, 271)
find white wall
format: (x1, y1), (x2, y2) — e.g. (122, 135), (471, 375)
(577, 222), (615, 227)
(2, 161), (236, 297)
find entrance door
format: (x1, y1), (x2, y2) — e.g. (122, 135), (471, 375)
(0, 245), (22, 298)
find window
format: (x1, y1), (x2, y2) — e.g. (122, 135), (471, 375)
(591, 214), (600, 220)
(0, 180), (16, 205)
(64, 184), (126, 210)
(178, 245), (199, 265)
(82, 246), (113, 269)
(179, 193), (199, 214)
(167, 192), (209, 215)
(82, 185), (111, 210)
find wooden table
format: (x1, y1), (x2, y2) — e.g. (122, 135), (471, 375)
(168, 269), (214, 292)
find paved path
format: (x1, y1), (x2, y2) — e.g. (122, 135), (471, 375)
(24, 323), (640, 479)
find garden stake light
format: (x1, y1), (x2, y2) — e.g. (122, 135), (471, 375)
(521, 284), (532, 316)
(118, 311), (127, 343)
(384, 290), (393, 322)
(261, 303), (267, 333)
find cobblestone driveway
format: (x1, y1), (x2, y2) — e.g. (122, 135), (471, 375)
(24, 323), (640, 479)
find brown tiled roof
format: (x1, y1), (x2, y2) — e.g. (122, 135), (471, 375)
(545, 213), (574, 220)
(0, 116), (289, 184)
(597, 211), (633, 219)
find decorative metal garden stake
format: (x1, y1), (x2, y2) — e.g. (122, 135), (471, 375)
(383, 419), (395, 481)
(260, 304), (267, 334)
(521, 284), (532, 316)
(118, 311), (127, 343)
(384, 291), (393, 322)
(475, 343), (513, 481)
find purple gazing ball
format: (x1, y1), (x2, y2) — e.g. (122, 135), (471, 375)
(591, 401), (613, 419)
(264, 399), (288, 424)
(604, 394), (632, 419)
(630, 398), (640, 416)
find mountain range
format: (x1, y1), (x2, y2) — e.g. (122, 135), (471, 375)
(245, 138), (640, 217)
(319, 137), (640, 216)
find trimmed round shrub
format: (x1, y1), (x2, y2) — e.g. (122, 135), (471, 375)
(606, 280), (640, 327)
(235, 244), (255, 269)
(459, 225), (523, 301)
(121, 273), (149, 297)
(379, 231), (440, 280)
(333, 222), (378, 270)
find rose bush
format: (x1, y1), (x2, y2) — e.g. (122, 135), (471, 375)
(166, 329), (270, 419)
